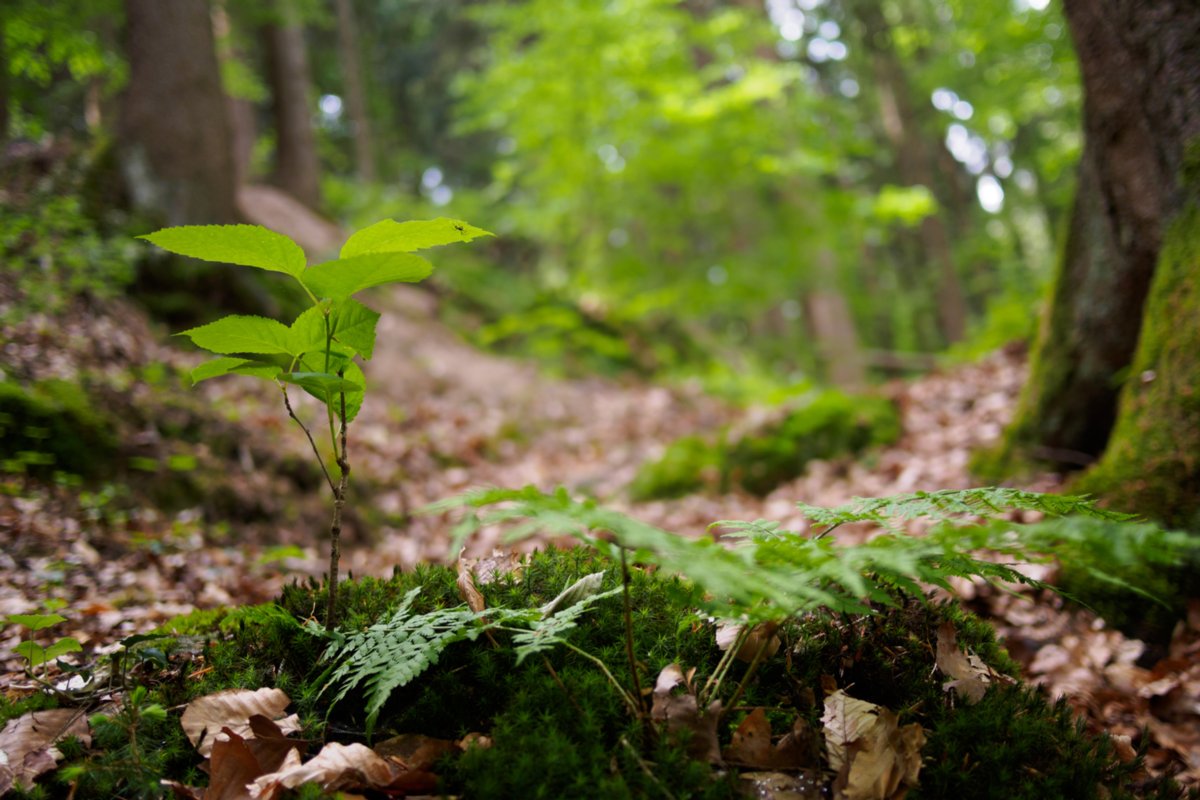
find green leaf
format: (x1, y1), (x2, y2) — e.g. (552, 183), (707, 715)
(289, 305), (329, 356)
(179, 315), (294, 356)
(340, 218), (493, 258)
(43, 637), (83, 661)
(341, 361), (365, 423)
(330, 299), (381, 360)
(190, 357), (282, 385)
(139, 225), (307, 278)
(294, 350), (365, 423)
(6, 613), (67, 631)
(15, 641), (46, 666)
(279, 372), (363, 397)
(301, 252), (433, 299)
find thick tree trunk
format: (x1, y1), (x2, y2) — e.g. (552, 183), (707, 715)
(989, 0), (1200, 470)
(806, 249), (866, 391)
(334, 0), (376, 182)
(118, 0), (239, 225)
(263, 0), (322, 209)
(1076, 201), (1200, 529)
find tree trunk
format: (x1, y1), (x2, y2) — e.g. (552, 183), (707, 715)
(118, 0), (239, 225)
(806, 249), (866, 391)
(851, 0), (968, 345)
(1075, 200), (1200, 529)
(0, 13), (10, 144)
(263, 0), (322, 209)
(987, 0), (1200, 471)
(334, 0), (376, 182)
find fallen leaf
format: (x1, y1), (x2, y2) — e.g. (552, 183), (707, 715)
(373, 733), (461, 771)
(715, 620), (781, 663)
(822, 690), (925, 800)
(249, 742), (405, 796)
(455, 550), (487, 614)
(0, 708), (90, 793)
(651, 663), (722, 763)
(936, 621), (1008, 703)
(206, 727), (263, 800)
(724, 708), (774, 767)
(181, 688), (299, 757)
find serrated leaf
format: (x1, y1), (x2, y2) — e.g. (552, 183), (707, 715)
(294, 351), (365, 423)
(6, 614), (67, 631)
(330, 299), (381, 360)
(190, 357), (282, 385)
(301, 252), (433, 299)
(340, 218), (493, 258)
(279, 372), (363, 397)
(179, 315), (294, 356)
(289, 305), (329, 356)
(140, 225), (307, 278)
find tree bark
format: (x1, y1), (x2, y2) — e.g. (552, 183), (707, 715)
(334, 0), (376, 182)
(806, 249), (866, 391)
(850, 0), (968, 345)
(118, 0), (238, 225)
(990, 0), (1200, 470)
(0, 13), (10, 144)
(263, 0), (322, 209)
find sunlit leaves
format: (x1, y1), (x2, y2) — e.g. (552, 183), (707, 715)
(340, 218), (493, 258)
(330, 300), (381, 360)
(178, 315), (294, 356)
(190, 357), (282, 385)
(139, 225), (307, 278)
(301, 252), (433, 299)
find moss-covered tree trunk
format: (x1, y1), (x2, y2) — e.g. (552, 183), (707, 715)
(1075, 200), (1200, 529)
(987, 0), (1200, 471)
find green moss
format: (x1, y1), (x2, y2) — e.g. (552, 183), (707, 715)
(631, 391), (901, 500)
(0, 378), (119, 478)
(1075, 201), (1200, 530)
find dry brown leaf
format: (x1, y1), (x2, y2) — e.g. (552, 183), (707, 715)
(249, 742), (399, 797)
(724, 707), (774, 767)
(651, 663), (723, 763)
(455, 550), (487, 613)
(715, 621), (781, 663)
(936, 621), (1010, 703)
(373, 733), (461, 771)
(206, 727), (263, 800)
(0, 707), (90, 793)
(821, 690), (925, 800)
(181, 688), (299, 757)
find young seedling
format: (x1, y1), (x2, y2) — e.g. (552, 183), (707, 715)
(5, 613), (83, 683)
(140, 218), (492, 629)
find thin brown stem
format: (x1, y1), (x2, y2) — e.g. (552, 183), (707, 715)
(541, 655), (585, 716)
(325, 385), (350, 631)
(619, 548), (646, 716)
(720, 632), (773, 720)
(282, 386), (336, 494)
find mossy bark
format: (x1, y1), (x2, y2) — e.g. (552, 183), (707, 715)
(982, 0), (1200, 475)
(1074, 202), (1200, 530)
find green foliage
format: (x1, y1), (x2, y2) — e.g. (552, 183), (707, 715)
(440, 486), (1132, 622)
(630, 391), (900, 500)
(0, 378), (119, 478)
(145, 219), (490, 626)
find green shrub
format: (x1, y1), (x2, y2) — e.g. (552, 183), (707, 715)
(631, 391), (901, 500)
(0, 379), (119, 478)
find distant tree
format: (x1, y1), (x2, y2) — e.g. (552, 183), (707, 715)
(119, 0), (238, 225)
(987, 0), (1200, 523)
(334, 0), (375, 182)
(262, 0), (322, 209)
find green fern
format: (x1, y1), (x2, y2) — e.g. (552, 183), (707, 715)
(309, 579), (621, 737)
(435, 486), (1137, 621)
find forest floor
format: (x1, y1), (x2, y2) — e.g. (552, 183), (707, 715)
(1, 283), (1198, 789)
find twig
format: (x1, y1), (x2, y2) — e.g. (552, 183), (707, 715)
(619, 548), (647, 715)
(721, 631), (773, 718)
(560, 641), (640, 716)
(281, 386), (336, 494)
(325, 385), (350, 631)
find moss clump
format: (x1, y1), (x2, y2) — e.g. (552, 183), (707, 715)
(152, 548), (1155, 798)
(0, 378), (119, 478)
(631, 391), (901, 500)
(1074, 201), (1200, 530)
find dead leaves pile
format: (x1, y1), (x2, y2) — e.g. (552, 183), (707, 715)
(166, 688), (474, 799)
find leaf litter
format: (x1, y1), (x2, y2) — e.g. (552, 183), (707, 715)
(1, 282), (1198, 790)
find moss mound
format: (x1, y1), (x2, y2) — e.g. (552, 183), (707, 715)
(0, 378), (119, 478)
(631, 391), (901, 500)
(21, 546), (1172, 799)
